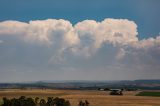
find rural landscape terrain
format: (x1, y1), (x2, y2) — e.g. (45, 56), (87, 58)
(0, 89), (160, 106)
(0, 80), (160, 106)
(0, 0), (160, 106)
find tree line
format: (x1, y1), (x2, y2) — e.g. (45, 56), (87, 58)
(1, 96), (89, 106)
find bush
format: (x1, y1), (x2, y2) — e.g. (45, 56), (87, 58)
(2, 96), (71, 106)
(2, 96), (35, 106)
(39, 99), (46, 106)
(79, 100), (89, 106)
(53, 97), (71, 106)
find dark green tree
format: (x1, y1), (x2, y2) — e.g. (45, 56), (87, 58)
(46, 97), (54, 106)
(85, 100), (89, 106)
(2, 97), (11, 106)
(53, 97), (71, 106)
(25, 98), (36, 106)
(39, 99), (46, 106)
(35, 97), (39, 106)
(79, 100), (89, 106)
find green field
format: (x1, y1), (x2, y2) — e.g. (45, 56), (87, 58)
(136, 91), (160, 97)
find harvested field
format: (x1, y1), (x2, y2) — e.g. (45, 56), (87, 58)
(0, 89), (160, 106)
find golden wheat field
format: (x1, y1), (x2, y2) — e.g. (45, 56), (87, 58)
(0, 89), (160, 106)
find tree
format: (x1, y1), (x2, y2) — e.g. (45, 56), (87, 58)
(35, 97), (39, 106)
(85, 100), (89, 106)
(79, 100), (89, 106)
(19, 96), (26, 106)
(53, 97), (71, 106)
(26, 98), (36, 106)
(2, 97), (11, 106)
(46, 97), (54, 106)
(39, 99), (46, 106)
(64, 100), (71, 106)
(79, 100), (85, 106)
(2, 96), (72, 106)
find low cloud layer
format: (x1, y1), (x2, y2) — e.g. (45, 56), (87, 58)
(0, 18), (160, 82)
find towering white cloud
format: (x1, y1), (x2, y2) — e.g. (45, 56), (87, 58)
(0, 18), (139, 56)
(75, 19), (138, 48)
(74, 19), (138, 56)
(0, 18), (138, 45)
(131, 36), (160, 49)
(0, 19), (80, 46)
(0, 18), (159, 57)
(0, 18), (160, 81)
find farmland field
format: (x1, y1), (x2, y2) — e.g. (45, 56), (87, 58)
(0, 89), (160, 106)
(136, 91), (160, 97)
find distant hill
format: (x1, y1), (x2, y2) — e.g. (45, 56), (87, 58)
(0, 79), (160, 90)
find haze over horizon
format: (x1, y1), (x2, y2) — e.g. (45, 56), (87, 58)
(0, 0), (160, 82)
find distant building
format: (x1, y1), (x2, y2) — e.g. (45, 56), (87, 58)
(109, 89), (123, 95)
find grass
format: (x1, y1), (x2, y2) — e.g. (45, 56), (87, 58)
(136, 91), (160, 97)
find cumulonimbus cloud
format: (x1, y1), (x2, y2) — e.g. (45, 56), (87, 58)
(0, 18), (159, 56)
(0, 18), (160, 80)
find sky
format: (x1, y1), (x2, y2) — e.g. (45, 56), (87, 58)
(0, 0), (160, 82)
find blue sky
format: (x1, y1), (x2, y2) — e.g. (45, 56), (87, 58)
(0, 0), (160, 82)
(0, 0), (160, 39)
